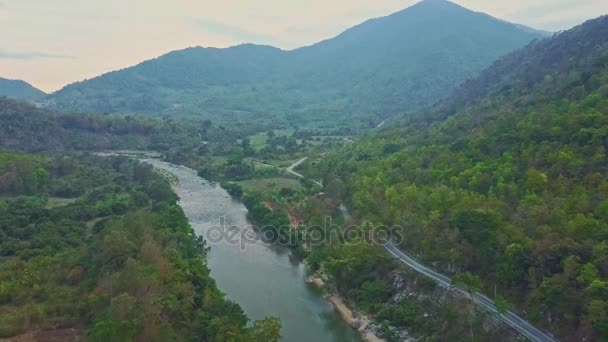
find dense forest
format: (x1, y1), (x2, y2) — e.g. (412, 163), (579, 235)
(0, 97), (225, 153)
(47, 0), (543, 128)
(1, 2), (606, 342)
(0, 152), (280, 341)
(305, 15), (608, 340)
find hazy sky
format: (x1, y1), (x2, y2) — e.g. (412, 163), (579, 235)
(1, 0), (606, 92)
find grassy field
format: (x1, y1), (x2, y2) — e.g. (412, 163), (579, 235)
(209, 156), (230, 165)
(248, 129), (295, 151)
(45, 197), (80, 209)
(249, 133), (268, 150)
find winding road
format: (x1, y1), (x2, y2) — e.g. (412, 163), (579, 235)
(286, 157), (323, 187)
(384, 243), (558, 342)
(287, 154), (556, 341)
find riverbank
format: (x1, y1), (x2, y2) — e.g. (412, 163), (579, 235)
(306, 276), (384, 342)
(142, 158), (361, 342)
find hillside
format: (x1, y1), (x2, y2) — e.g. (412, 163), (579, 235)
(0, 98), (184, 152)
(0, 152), (280, 340)
(310, 15), (608, 340)
(48, 0), (544, 128)
(430, 14), (608, 119)
(0, 77), (47, 101)
(0, 98), (241, 164)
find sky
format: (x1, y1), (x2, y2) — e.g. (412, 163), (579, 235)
(0, 0), (606, 92)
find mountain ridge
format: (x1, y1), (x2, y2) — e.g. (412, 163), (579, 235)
(47, 0), (545, 128)
(0, 77), (47, 101)
(314, 14), (608, 341)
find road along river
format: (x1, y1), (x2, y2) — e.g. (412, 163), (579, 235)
(141, 159), (360, 342)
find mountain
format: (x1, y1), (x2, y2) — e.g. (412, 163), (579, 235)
(430, 14), (608, 119)
(48, 0), (545, 128)
(0, 77), (47, 101)
(313, 15), (608, 340)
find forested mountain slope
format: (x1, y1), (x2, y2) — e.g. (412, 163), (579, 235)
(0, 153), (279, 340)
(314, 15), (608, 340)
(0, 97), (230, 157)
(48, 0), (543, 128)
(0, 78), (47, 101)
(431, 14), (608, 119)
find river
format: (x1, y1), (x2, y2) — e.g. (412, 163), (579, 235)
(141, 159), (360, 342)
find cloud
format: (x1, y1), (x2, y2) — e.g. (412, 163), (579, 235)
(286, 26), (315, 35)
(490, 0), (605, 31)
(0, 50), (75, 60)
(194, 18), (280, 45)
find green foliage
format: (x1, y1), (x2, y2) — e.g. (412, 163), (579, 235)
(324, 241), (395, 311)
(453, 272), (484, 293)
(222, 182), (244, 198)
(311, 16), (608, 340)
(494, 295), (509, 314)
(0, 97), (239, 158)
(89, 320), (141, 342)
(31, 167), (49, 191)
(251, 317), (282, 342)
(241, 191), (293, 243)
(0, 153), (278, 340)
(375, 299), (438, 336)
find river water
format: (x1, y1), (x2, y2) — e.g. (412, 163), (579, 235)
(141, 159), (360, 342)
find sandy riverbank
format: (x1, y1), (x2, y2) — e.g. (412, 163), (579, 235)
(306, 277), (384, 342)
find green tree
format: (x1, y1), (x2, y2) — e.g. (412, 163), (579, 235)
(251, 317), (282, 342)
(577, 263), (600, 286)
(494, 295), (509, 314)
(453, 272), (483, 293)
(31, 167), (49, 192)
(587, 300), (608, 337)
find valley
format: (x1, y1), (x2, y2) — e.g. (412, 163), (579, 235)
(10, 0), (544, 130)
(139, 157), (361, 342)
(1, 1), (608, 341)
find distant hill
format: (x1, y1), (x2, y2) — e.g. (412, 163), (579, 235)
(49, 0), (544, 128)
(430, 14), (608, 119)
(0, 97), (209, 153)
(317, 15), (608, 341)
(0, 77), (47, 101)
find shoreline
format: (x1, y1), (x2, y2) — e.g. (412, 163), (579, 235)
(306, 276), (384, 342)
